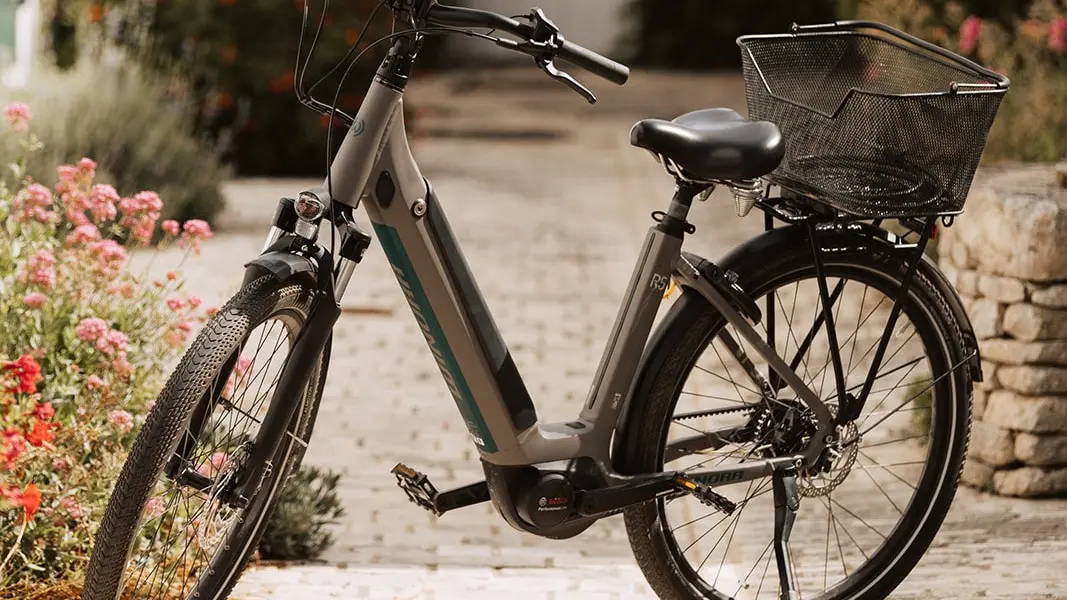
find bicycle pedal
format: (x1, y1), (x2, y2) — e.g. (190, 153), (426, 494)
(674, 475), (737, 515)
(391, 463), (442, 516)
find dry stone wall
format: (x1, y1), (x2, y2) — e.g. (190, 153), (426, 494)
(939, 164), (1067, 497)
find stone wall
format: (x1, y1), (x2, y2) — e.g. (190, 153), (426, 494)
(939, 164), (1067, 497)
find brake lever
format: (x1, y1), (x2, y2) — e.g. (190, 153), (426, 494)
(537, 58), (597, 104)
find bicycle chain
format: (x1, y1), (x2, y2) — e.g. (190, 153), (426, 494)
(672, 404), (757, 422)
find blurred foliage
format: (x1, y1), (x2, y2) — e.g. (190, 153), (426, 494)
(620, 0), (844, 69)
(859, 0), (1067, 163)
(74, 0), (394, 176)
(0, 60), (230, 226)
(258, 466), (345, 562)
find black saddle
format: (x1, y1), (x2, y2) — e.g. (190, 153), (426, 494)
(630, 108), (785, 181)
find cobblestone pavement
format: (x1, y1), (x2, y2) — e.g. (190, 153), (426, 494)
(137, 70), (1067, 599)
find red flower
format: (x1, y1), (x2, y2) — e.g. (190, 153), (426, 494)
(0, 483), (41, 519)
(2, 354), (43, 394)
(33, 402), (55, 421)
(960, 16), (981, 55)
(25, 419), (56, 447)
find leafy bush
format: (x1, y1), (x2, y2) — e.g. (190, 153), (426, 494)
(858, 0), (1067, 163)
(0, 60), (230, 228)
(258, 466), (345, 562)
(0, 103), (214, 595)
(87, 0), (391, 176)
(621, 0), (846, 69)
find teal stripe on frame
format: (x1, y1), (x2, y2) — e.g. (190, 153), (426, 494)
(372, 224), (498, 453)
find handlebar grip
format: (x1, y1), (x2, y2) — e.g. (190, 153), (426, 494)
(558, 39), (629, 86)
(425, 2), (629, 86)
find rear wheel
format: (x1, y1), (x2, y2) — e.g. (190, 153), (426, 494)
(618, 233), (972, 600)
(84, 275), (330, 600)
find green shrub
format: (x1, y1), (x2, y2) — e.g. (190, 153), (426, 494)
(858, 0), (1067, 163)
(89, 0), (391, 176)
(0, 61), (230, 227)
(620, 0), (846, 69)
(0, 102), (214, 595)
(257, 466), (345, 562)
(0, 63), (228, 226)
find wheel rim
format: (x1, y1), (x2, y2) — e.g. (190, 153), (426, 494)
(658, 266), (958, 600)
(119, 312), (303, 599)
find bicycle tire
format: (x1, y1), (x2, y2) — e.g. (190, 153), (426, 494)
(617, 228), (971, 600)
(84, 274), (330, 600)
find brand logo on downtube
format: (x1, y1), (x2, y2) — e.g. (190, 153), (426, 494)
(350, 118), (366, 137)
(371, 224), (497, 453)
(691, 470), (744, 485)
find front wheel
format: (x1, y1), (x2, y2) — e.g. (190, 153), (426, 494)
(84, 275), (330, 600)
(618, 230), (972, 600)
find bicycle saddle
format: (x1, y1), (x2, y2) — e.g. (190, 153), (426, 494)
(630, 108), (785, 181)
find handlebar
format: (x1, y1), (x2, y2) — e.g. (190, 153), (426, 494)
(424, 3), (630, 86)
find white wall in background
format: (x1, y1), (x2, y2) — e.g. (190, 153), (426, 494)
(2, 0), (39, 89)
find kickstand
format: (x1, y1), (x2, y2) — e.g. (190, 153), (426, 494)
(773, 466), (801, 600)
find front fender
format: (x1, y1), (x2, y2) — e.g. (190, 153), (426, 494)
(242, 236), (319, 287)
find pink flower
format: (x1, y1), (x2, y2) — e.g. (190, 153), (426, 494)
(86, 374), (107, 390)
(134, 191), (163, 213)
(180, 219), (213, 253)
(161, 220), (180, 236)
(66, 223), (102, 246)
(177, 321), (193, 333)
(108, 281), (136, 299)
(112, 356), (134, 377)
(198, 452), (229, 477)
(56, 165), (78, 184)
(77, 158), (96, 176)
(205, 306), (219, 317)
(22, 292), (46, 309)
(61, 496), (84, 520)
(960, 16), (981, 54)
(183, 219), (212, 238)
(28, 249), (56, 269)
(88, 239), (127, 275)
(145, 496), (166, 519)
(13, 183), (54, 223)
(108, 409), (134, 433)
(235, 355), (253, 378)
(89, 184), (120, 223)
(1051, 17), (1067, 54)
(95, 330), (129, 356)
(75, 317), (109, 342)
(29, 269), (55, 289)
(3, 102), (31, 133)
(167, 298), (184, 312)
(187, 295), (202, 309)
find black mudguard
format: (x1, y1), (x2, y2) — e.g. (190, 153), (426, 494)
(242, 236), (319, 286)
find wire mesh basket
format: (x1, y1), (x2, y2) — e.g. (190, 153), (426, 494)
(737, 21), (1009, 218)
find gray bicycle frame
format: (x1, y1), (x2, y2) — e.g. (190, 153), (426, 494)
(297, 73), (833, 481)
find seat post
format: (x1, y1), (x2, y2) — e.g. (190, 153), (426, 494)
(656, 182), (707, 238)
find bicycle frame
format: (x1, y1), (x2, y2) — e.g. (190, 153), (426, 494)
(260, 41), (835, 488)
